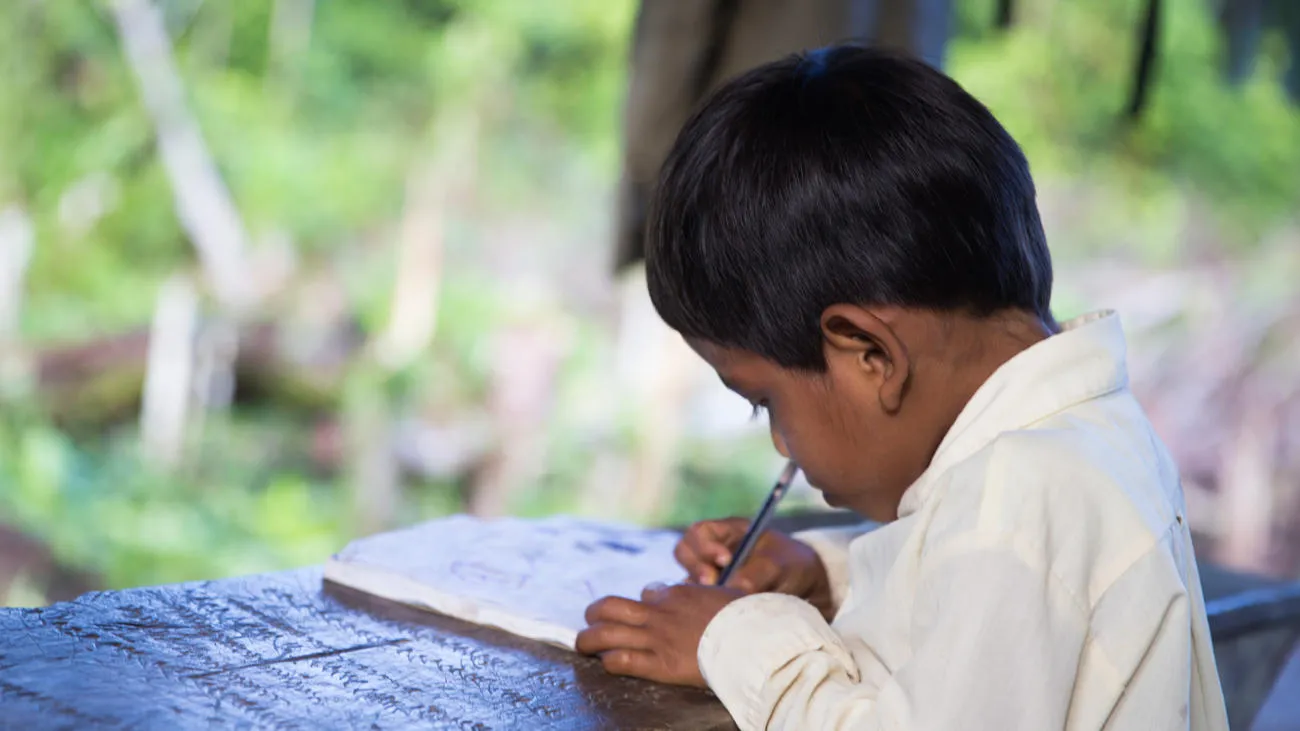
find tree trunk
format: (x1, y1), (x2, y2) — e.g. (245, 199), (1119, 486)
(372, 156), (448, 372)
(109, 0), (251, 312)
(995, 0), (1015, 29)
(33, 320), (360, 429)
(139, 276), (199, 470)
(267, 0), (315, 98)
(1124, 0), (1162, 121)
(618, 279), (700, 523)
(0, 206), (32, 342)
(858, 0), (952, 68)
(468, 317), (569, 517)
(347, 385), (400, 536)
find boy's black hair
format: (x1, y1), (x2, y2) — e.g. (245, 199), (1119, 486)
(645, 45), (1054, 371)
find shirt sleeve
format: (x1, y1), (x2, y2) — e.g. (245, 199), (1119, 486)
(697, 540), (1090, 731)
(790, 522), (876, 613)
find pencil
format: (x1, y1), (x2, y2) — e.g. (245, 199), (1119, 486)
(718, 460), (800, 587)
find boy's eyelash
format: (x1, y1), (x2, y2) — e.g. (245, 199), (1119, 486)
(749, 402), (768, 420)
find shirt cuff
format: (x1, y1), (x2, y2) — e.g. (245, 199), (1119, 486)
(792, 522), (875, 614)
(698, 593), (852, 731)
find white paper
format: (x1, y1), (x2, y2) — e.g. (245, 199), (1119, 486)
(324, 515), (686, 649)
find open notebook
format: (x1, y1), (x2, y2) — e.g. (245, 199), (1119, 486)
(324, 515), (686, 650)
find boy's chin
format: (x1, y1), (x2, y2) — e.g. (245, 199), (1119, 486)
(818, 488), (846, 509)
(818, 486), (870, 517)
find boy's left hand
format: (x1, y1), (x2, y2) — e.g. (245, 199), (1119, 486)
(576, 583), (745, 687)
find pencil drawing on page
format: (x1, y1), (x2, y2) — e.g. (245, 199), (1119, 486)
(324, 515), (686, 649)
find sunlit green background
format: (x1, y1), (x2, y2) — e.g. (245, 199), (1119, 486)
(1, 0), (1298, 602)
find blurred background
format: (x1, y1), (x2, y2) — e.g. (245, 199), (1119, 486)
(0, 0), (1298, 607)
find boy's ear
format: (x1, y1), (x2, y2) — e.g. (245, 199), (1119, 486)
(819, 304), (910, 413)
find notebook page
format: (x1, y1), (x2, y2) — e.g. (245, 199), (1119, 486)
(324, 515), (687, 649)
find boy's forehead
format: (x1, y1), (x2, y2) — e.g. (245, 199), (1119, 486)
(686, 338), (744, 370)
(686, 338), (774, 386)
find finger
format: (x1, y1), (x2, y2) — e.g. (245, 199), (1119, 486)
(712, 517), (753, 543)
(696, 563), (718, 587)
(678, 525), (729, 586)
(640, 582), (674, 602)
(584, 596), (650, 626)
(673, 540), (710, 582)
(642, 580), (668, 595)
(575, 622), (656, 655)
(687, 519), (748, 567)
(644, 583), (708, 608)
(730, 556), (782, 594)
(697, 520), (747, 562)
(599, 648), (663, 680)
(681, 541), (722, 585)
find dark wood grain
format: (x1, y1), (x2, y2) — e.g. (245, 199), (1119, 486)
(0, 567), (734, 730)
(3, 510), (1300, 730)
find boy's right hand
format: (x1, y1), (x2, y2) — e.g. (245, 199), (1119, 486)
(674, 518), (835, 619)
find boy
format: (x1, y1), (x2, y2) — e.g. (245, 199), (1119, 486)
(575, 46), (1229, 730)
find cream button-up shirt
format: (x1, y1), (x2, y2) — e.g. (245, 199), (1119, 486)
(697, 312), (1230, 731)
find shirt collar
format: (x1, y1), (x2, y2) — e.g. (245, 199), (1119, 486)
(897, 310), (1130, 518)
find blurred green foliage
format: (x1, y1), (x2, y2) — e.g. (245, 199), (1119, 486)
(0, 0), (1297, 599)
(954, 0), (1300, 259)
(0, 405), (341, 588)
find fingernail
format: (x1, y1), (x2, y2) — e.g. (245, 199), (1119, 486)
(700, 571), (715, 586)
(718, 553), (731, 566)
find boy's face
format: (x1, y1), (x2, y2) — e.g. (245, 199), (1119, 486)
(688, 326), (939, 521)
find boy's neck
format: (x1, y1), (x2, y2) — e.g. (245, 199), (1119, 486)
(931, 308), (1055, 438)
(890, 308), (1055, 485)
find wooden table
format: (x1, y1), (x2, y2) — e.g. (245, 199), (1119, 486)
(0, 567), (732, 730)
(3, 511), (1300, 730)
